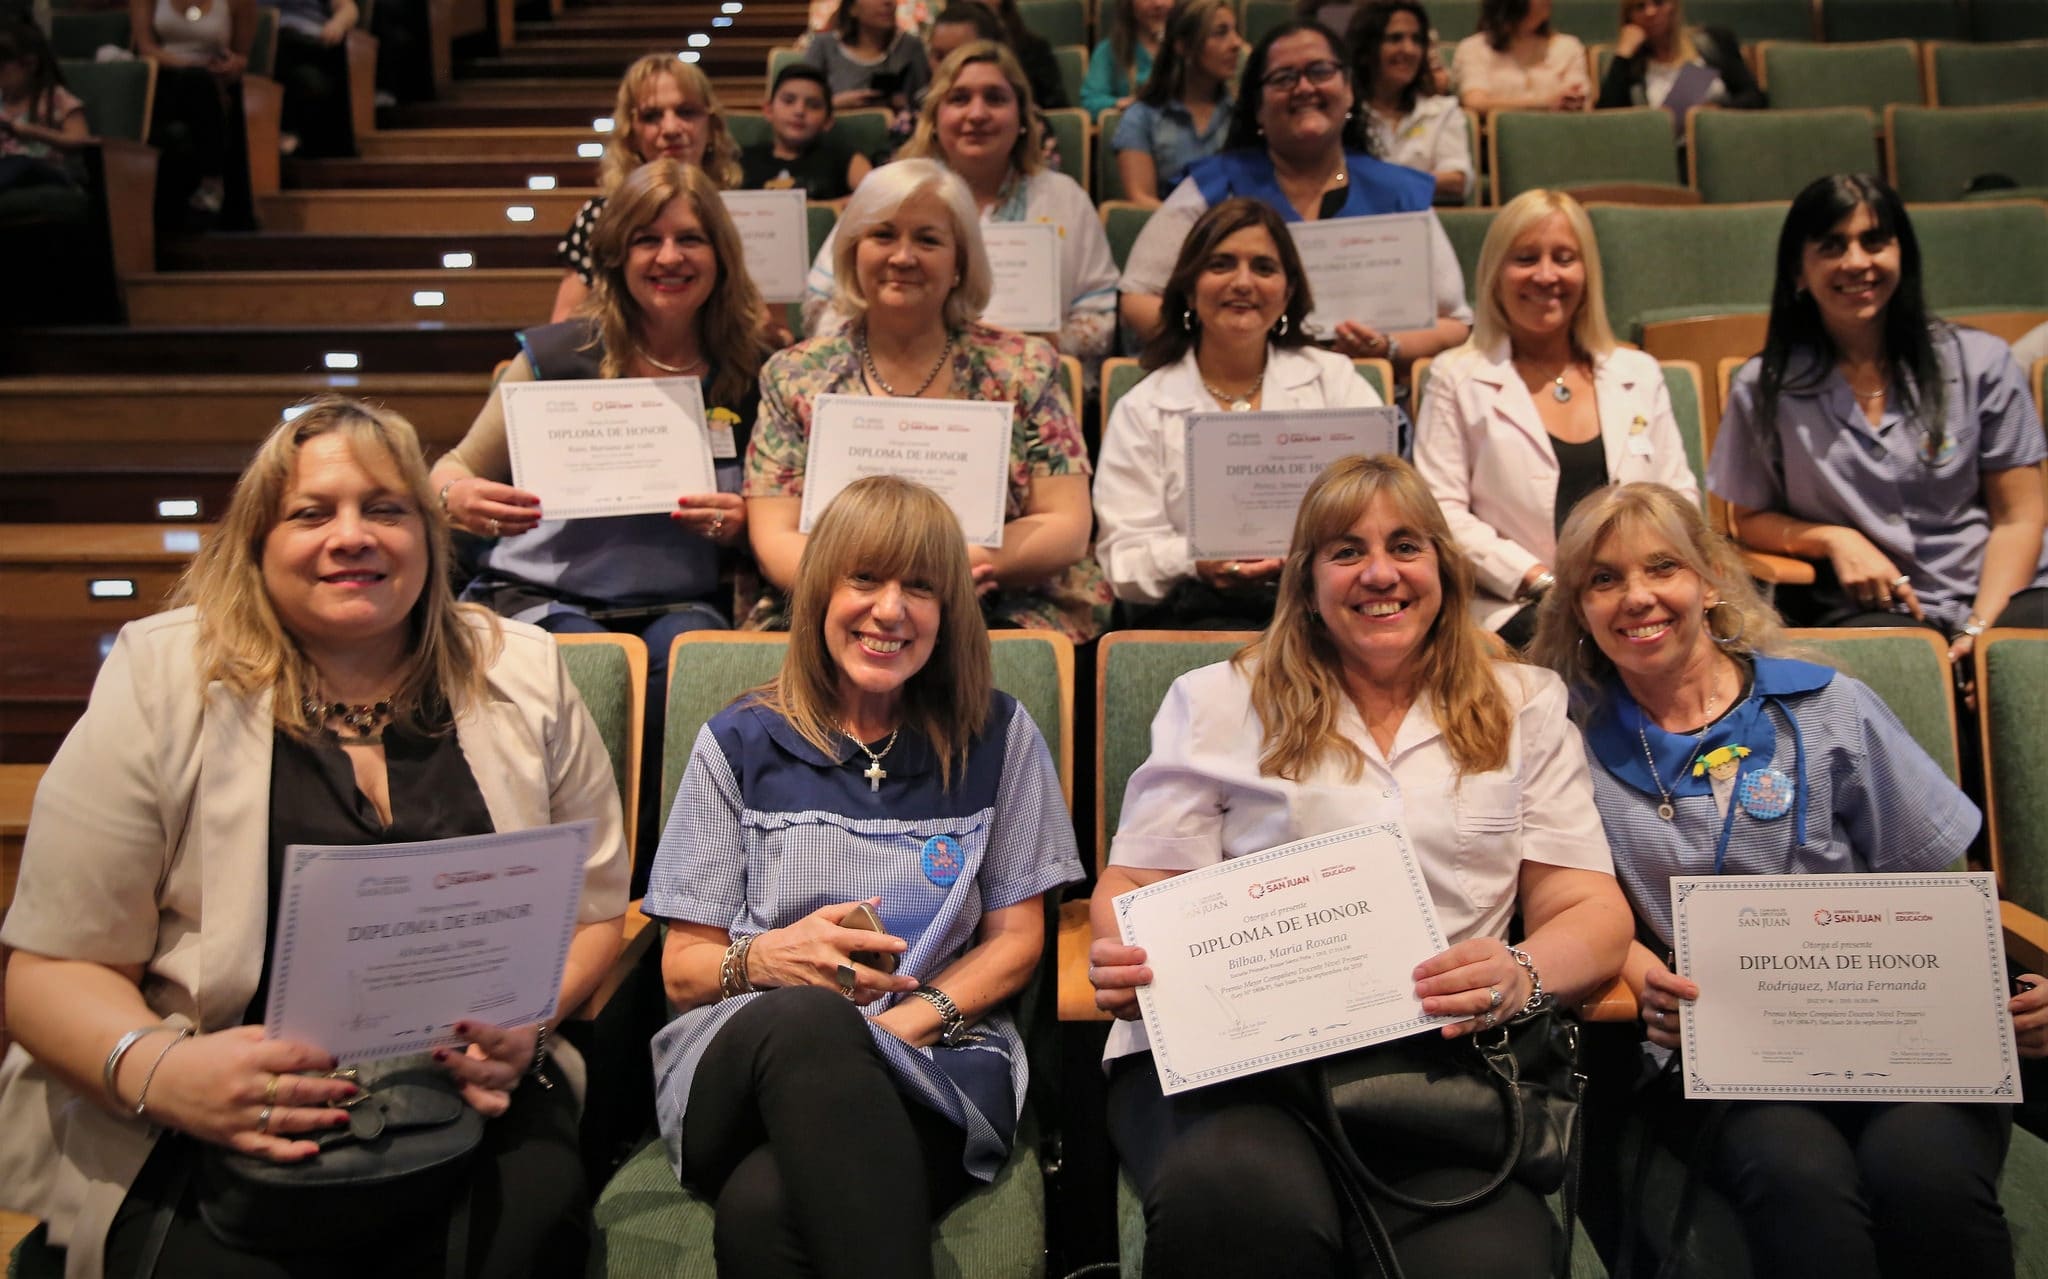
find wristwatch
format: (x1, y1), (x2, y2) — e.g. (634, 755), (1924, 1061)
(910, 986), (978, 1046)
(1382, 334), (1402, 363)
(1517, 570), (1556, 603)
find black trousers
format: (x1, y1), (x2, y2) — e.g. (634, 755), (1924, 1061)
(1108, 1052), (1558, 1279)
(275, 30), (356, 157)
(681, 986), (975, 1279)
(101, 1061), (590, 1278)
(1774, 578), (2048, 633)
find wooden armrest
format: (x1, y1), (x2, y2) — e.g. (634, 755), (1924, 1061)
(1566, 182), (1700, 207)
(83, 137), (159, 278)
(1057, 897), (1110, 1022)
(570, 900), (654, 1021)
(345, 28), (379, 142)
(242, 74), (283, 197)
(1579, 974), (1638, 1022)
(1739, 549), (1817, 586)
(2002, 899), (2048, 975)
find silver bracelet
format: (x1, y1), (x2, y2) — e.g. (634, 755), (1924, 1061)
(530, 1021), (553, 1091)
(132, 1026), (194, 1118)
(103, 1025), (168, 1109)
(910, 986), (978, 1047)
(719, 934), (756, 999)
(1505, 944), (1546, 1014)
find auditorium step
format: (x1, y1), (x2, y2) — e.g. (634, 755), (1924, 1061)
(256, 188), (592, 233)
(0, 325), (521, 377)
(160, 233), (559, 273)
(0, 375), (491, 449)
(284, 157), (601, 191)
(359, 127), (604, 161)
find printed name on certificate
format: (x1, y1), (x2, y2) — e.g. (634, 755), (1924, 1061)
(500, 377), (716, 521)
(797, 394), (1014, 546)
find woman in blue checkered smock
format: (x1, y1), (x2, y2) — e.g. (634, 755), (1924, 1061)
(1531, 482), (2048, 1279)
(642, 475), (1082, 1279)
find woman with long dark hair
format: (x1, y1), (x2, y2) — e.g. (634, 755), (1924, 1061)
(1451, 0), (1588, 115)
(1109, 0), (1240, 208)
(1346, 0), (1470, 202)
(1709, 173), (2048, 666)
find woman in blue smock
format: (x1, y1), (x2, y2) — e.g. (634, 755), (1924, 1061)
(1532, 481), (2048, 1278)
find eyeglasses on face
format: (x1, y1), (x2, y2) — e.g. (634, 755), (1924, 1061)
(1260, 59), (1344, 92)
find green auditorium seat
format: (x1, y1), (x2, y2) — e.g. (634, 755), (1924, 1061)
(1055, 45), (1086, 112)
(1925, 39), (2048, 107)
(48, 9), (129, 58)
(1043, 107), (1090, 193)
(1435, 206), (1495, 313)
(1685, 0), (1816, 41)
(1886, 104), (2048, 205)
(832, 107), (893, 160)
(247, 5), (278, 78)
(1820, 0), (1967, 42)
(1546, 0), (1621, 42)
(1756, 39), (1925, 114)
(1096, 106), (1125, 201)
(1970, 0), (2048, 40)
(1687, 107), (1876, 204)
(1789, 629), (1959, 780)
(1429, 0), (1483, 41)
(1018, 0), (1087, 47)
(1100, 199), (1150, 272)
(767, 45), (802, 84)
(60, 58), (154, 142)
(1488, 108), (1691, 206)
(1979, 630), (2048, 964)
(1913, 200), (2048, 317)
(1587, 202), (1784, 343)
(1242, 0), (1292, 44)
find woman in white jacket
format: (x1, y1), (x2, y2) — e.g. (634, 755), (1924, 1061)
(1414, 188), (1696, 646)
(1095, 196), (1387, 627)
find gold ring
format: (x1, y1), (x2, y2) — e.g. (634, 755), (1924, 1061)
(265, 1073), (281, 1105)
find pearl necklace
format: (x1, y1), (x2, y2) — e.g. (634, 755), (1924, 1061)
(1200, 367), (1265, 413)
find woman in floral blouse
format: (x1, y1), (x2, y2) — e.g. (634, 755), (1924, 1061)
(746, 157), (1110, 641)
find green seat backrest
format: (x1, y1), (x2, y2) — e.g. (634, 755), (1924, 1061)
(1352, 359), (1387, 402)
(59, 58), (152, 141)
(769, 47), (803, 81)
(1492, 108), (1683, 204)
(1097, 106), (1125, 200)
(247, 4), (278, 78)
(1913, 200), (2048, 313)
(724, 110), (770, 151)
(1589, 202), (1785, 341)
(558, 641), (636, 811)
(1686, 0), (1814, 40)
(805, 201), (836, 256)
(1928, 40), (2048, 108)
(1547, 0), (1618, 42)
(1018, 0), (1086, 46)
(832, 108), (892, 160)
(1106, 359), (1145, 419)
(1821, 0), (1967, 42)
(1103, 201), (1151, 272)
(49, 10), (130, 59)
(1983, 634), (2048, 920)
(1055, 45), (1085, 111)
(1660, 361), (1706, 490)
(1243, 0), (1291, 44)
(1787, 631), (1959, 782)
(1098, 634), (1244, 863)
(1971, 0), (2048, 40)
(1430, 0), (1482, 40)
(1435, 206), (1495, 311)
(1689, 108), (1875, 204)
(1044, 106), (1089, 190)
(1759, 40), (1923, 113)
(1888, 104), (2048, 204)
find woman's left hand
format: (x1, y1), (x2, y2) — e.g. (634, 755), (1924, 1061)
(208, 50), (246, 80)
(433, 1020), (538, 1117)
(2013, 974), (2048, 1058)
(674, 493), (745, 548)
(1330, 322), (1390, 361)
(1413, 938), (1531, 1039)
(967, 547), (1000, 599)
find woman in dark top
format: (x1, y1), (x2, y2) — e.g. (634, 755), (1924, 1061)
(1595, 0), (1763, 116)
(962, 0), (1068, 107)
(0, 396), (628, 1277)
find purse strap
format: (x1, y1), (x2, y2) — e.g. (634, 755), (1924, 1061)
(1615, 1055), (1728, 1279)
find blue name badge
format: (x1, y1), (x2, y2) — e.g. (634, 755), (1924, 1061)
(921, 835), (964, 887)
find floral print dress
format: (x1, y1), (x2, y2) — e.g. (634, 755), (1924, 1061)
(743, 323), (1112, 641)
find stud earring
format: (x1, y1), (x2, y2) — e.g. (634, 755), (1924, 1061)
(1182, 308), (1195, 331)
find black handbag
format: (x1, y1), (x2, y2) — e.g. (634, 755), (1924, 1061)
(1295, 996), (1587, 1279)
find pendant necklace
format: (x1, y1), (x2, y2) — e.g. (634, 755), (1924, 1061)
(1200, 369), (1265, 413)
(304, 693), (394, 745)
(184, 3), (202, 19)
(1633, 675), (1721, 821)
(847, 725), (901, 792)
(858, 324), (953, 398)
(1549, 371), (1572, 403)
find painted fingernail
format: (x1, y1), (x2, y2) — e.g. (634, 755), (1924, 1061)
(433, 1048), (450, 1062)
(453, 1023), (471, 1036)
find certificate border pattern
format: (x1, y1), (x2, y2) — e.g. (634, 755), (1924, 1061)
(1182, 406), (1405, 562)
(719, 187), (811, 303)
(799, 393), (1014, 545)
(1117, 823), (1449, 1092)
(1287, 210), (1437, 338)
(499, 376), (716, 523)
(976, 222), (1064, 334)
(1673, 873), (2017, 1101)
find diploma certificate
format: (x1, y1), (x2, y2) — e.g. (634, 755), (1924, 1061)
(722, 188), (811, 303)
(1184, 407), (1404, 559)
(978, 223), (1063, 333)
(1289, 212), (1437, 338)
(798, 393), (1013, 546)
(501, 377), (716, 520)
(263, 823), (592, 1061)
(1673, 874), (2020, 1102)
(1115, 824), (1450, 1094)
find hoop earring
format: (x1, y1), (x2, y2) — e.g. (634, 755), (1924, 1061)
(1706, 600), (1747, 647)
(1274, 314), (1289, 337)
(1182, 308), (1195, 331)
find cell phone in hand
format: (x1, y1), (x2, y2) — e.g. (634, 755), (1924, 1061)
(842, 901), (898, 975)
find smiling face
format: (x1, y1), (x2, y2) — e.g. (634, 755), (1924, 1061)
(625, 194), (717, 327)
(935, 60), (1022, 169)
(826, 569), (942, 710)
(1193, 223), (1290, 346)
(766, 74), (830, 149)
(1578, 523), (1719, 691)
(1798, 202), (1901, 342)
(1498, 210), (1586, 347)
(262, 434), (427, 660)
(631, 73), (710, 165)
(853, 188), (961, 322)
(1376, 10), (1425, 92)
(1311, 493), (1444, 684)
(1255, 30), (1353, 157)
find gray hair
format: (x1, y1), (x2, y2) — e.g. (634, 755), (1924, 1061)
(829, 158), (993, 331)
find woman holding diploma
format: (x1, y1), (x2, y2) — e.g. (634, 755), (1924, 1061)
(647, 475), (1081, 1278)
(1531, 481), (2047, 1277)
(0, 397), (629, 1278)
(803, 43), (1120, 379)
(754, 157), (1110, 641)
(1088, 454), (1632, 1279)
(434, 159), (769, 866)
(1116, 19), (1473, 374)
(1095, 196), (1386, 626)
(1414, 187), (1696, 649)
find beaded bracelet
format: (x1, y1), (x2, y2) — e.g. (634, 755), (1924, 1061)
(132, 1026), (194, 1118)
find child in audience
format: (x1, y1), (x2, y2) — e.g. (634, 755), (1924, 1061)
(741, 64), (873, 200)
(0, 19), (87, 189)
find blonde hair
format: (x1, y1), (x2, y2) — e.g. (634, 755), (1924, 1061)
(1619, 0), (1698, 64)
(756, 476), (992, 789)
(175, 397), (499, 737)
(830, 158), (994, 331)
(1529, 481), (1796, 709)
(586, 159), (771, 405)
(1235, 455), (1511, 780)
(898, 40), (1045, 178)
(602, 55), (742, 192)
(1470, 189), (1616, 358)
